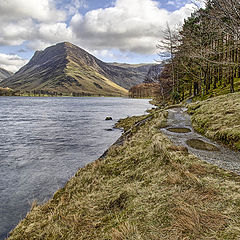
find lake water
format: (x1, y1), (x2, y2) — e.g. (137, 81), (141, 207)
(0, 97), (152, 240)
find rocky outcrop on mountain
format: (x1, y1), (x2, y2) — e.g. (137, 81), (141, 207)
(144, 64), (164, 83)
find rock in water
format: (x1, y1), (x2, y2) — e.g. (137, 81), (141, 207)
(105, 117), (113, 121)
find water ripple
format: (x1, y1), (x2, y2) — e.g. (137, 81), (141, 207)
(0, 97), (151, 239)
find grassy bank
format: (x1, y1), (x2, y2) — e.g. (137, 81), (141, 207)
(7, 108), (240, 239)
(188, 92), (240, 151)
(192, 78), (240, 102)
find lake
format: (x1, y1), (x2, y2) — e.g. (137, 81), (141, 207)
(0, 97), (152, 240)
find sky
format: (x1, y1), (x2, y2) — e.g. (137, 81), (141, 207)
(0, 0), (204, 72)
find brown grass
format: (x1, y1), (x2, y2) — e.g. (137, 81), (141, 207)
(188, 92), (240, 151)
(7, 109), (240, 240)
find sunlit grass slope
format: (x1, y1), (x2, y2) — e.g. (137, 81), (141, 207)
(65, 59), (128, 96)
(7, 109), (240, 239)
(188, 92), (240, 151)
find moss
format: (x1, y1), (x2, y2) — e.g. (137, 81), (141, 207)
(188, 92), (240, 151)
(234, 140), (240, 151)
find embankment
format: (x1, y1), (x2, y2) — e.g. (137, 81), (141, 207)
(6, 106), (240, 239)
(188, 92), (240, 151)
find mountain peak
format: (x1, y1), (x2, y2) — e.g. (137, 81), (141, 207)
(0, 42), (154, 96)
(53, 41), (73, 48)
(63, 41), (74, 47)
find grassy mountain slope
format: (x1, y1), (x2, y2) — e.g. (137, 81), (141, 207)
(188, 92), (240, 151)
(0, 43), (68, 94)
(65, 58), (128, 96)
(7, 108), (240, 240)
(1, 42), (153, 96)
(0, 87), (14, 96)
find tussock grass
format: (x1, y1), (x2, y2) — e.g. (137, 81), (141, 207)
(188, 92), (240, 151)
(7, 109), (240, 239)
(115, 115), (150, 132)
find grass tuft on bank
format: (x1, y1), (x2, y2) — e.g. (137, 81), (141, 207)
(188, 92), (240, 151)
(7, 107), (240, 240)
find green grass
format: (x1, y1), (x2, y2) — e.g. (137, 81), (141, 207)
(65, 60), (128, 97)
(7, 108), (240, 240)
(193, 78), (240, 102)
(188, 92), (240, 151)
(115, 115), (151, 132)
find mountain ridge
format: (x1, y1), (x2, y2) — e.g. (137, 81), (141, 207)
(0, 67), (13, 82)
(1, 42), (155, 96)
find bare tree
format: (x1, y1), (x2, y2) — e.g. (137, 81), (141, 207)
(207, 0), (240, 39)
(157, 23), (180, 94)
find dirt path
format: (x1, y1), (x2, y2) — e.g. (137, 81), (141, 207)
(161, 107), (240, 174)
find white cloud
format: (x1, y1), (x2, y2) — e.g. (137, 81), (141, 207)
(38, 23), (73, 44)
(167, 1), (175, 6)
(0, 0), (199, 51)
(0, 0), (66, 22)
(70, 0), (196, 54)
(192, 0), (206, 9)
(0, 0), (67, 46)
(91, 49), (115, 59)
(0, 0), (200, 70)
(24, 22), (75, 51)
(167, 0), (188, 8)
(168, 3), (196, 25)
(0, 19), (35, 46)
(0, 53), (28, 72)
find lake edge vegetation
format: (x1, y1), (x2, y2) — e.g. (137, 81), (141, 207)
(7, 105), (240, 240)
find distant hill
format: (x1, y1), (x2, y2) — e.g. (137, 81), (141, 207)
(0, 67), (13, 82)
(144, 64), (164, 83)
(1, 42), (155, 96)
(110, 62), (155, 73)
(128, 63), (170, 99)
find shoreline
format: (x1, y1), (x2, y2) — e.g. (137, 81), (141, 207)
(0, 95), (153, 100)
(3, 110), (154, 240)
(6, 103), (240, 239)
(100, 114), (154, 159)
(5, 94), (240, 239)
(0, 97), (152, 240)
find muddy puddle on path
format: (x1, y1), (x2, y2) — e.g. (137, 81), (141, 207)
(160, 107), (240, 174)
(167, 127), (191, 133)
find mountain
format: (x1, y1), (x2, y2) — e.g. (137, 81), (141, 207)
(1, 42), (155, 96)
(0, 67), (13, 82)
(144, 64), (164, 83)
(128, 63), (164, 98)
(109, 62), (155, 73)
